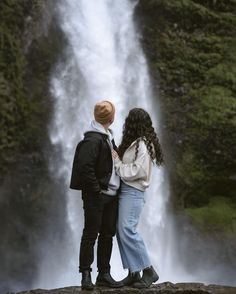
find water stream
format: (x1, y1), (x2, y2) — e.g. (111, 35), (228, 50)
(35, 0), (186, 288)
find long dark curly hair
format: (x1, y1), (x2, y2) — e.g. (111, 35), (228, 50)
(118, 108), (164, 166)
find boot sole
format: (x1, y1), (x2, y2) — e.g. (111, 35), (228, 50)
(96, 281), (123, 288)
(81, 286), (94, 291)
(133, 274), (159, 289)
(153, 274), (159, 283)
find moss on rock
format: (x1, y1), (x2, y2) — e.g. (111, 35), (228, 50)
(136, 0), (236, 209)
(0, 0), (61, 175)
(0, 1), (67, 292)
(185, 197), (236, 234)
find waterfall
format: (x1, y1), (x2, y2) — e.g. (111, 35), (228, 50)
(34, 0), (189, 289)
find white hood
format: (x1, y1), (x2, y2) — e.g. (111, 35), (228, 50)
(85, 120), (113, 138)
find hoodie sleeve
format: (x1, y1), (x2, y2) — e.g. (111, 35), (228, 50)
(114, 142), (148, 181)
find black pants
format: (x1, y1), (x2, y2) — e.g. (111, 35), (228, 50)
(79, 191), (118, 273)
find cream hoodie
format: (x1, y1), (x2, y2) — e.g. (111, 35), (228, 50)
(114, 138), (153, 191)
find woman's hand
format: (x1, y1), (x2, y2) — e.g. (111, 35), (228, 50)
(112, 149), (119, 160)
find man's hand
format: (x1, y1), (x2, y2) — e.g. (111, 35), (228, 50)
(112, 149), (119, 160)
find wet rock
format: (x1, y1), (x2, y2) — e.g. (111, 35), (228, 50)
(9, 282), (236, 294)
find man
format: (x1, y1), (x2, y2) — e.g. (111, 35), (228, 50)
(70, 101), (122, 290)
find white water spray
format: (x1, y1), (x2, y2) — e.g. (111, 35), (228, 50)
(34, 0), (190, 289)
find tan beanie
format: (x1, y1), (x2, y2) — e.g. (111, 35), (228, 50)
(94, 100), (115, 125)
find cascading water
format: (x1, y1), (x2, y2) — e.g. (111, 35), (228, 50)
(34, 0), (190, 289)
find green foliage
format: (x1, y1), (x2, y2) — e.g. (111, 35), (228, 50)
(0, 1), (31, 169)
(185, 197), (236, 234)
(0, 2), (66, 289)
(137, 0), (236, 209)
(0, 0), (60, 174)
(177, 149), (207, 186)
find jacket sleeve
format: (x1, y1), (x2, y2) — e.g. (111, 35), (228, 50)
(114, 143), (148, 181)
(78, 138), (101, 193)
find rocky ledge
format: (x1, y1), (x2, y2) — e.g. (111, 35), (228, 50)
(9, 282), (236, 294)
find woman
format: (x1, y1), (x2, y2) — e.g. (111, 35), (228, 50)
(112, 108), (164, 289)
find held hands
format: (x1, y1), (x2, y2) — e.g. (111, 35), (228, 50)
(112, 149), (119, 160)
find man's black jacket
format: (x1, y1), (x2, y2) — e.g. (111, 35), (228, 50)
(70, 131), (116, 194)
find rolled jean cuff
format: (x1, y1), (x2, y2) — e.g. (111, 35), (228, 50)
(79, 267), (92, 273)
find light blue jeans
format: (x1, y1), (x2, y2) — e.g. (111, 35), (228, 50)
(117, 182), (151, 273)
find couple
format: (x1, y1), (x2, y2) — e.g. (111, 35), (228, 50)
(70, 100), (164, 290)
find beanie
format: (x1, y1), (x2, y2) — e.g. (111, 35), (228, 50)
(94, 100), (115, 125)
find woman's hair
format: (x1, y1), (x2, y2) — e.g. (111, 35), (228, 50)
(118, 108), (164, 166)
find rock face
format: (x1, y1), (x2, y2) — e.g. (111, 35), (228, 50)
(134, 0), (236, 281)
(135, 0), (236, 210)
(9, 283), (236, 294)
(0, 1), (70, 292)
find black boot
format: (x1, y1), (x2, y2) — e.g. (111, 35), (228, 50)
(81, 270), (94, 291)
(121, 271), (141, 286)
(96, 272), (124, 288)
(133, 266), (159, 289)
